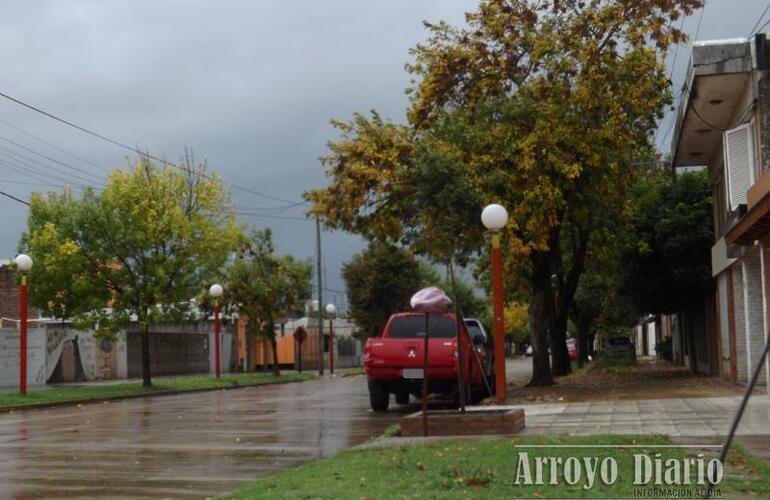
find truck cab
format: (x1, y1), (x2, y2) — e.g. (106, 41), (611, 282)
(363, 312), (490, 411)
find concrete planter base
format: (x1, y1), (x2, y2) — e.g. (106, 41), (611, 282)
(399, 406), (525, 437)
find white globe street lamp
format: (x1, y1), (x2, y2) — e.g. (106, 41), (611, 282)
(15, 254), (33, 273)
(481, 204), (508, 403)
(209, 283), (223, 378)
(326, 303), (337, 376)
(481, 203), (509, 231)
(209, 283), (223, 298)
(14, 254), (32, 396)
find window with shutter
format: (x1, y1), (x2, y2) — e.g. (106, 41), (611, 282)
(724, 123), (755, 211)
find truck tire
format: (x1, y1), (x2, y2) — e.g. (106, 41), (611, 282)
(453, 382), (471, 408)
(484, 371), (495, 397)
(470, 385), (484, 404)
(368, 380), (390, 412)
(395, 391), (409, 405)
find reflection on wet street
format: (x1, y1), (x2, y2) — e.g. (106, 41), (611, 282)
(0, 376), (408, 499)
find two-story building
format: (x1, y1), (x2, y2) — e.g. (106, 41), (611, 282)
(672, 34), (770, 388)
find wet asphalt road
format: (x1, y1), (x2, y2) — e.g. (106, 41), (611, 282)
(0, 375), (407, 499)
(0, 359), (532, 499)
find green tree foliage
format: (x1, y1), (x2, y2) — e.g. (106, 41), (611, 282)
(620, 169), (713, 314)
(226, 229), (312, 375)
(21, 157), (241, 387)
(342, 241), (427, 339)
(504, 302), (529, 345)
(570, 229), (640, 366)
(419, 263), (487, 320)
(308, 0), (701, 385)
(343, 241), (486, 339)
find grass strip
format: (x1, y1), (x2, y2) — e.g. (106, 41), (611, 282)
(227, 434), (769, 499)
(0, 371), (315, 409)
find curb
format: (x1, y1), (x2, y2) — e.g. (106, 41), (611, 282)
(0, 376), (314, 413)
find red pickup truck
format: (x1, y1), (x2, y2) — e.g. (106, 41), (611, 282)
(363, 312), (491, 411)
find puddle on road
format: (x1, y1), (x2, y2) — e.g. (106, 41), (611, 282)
(0, 376), (409, 499)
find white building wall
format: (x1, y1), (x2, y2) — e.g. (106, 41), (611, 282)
(647, 322), (657, 357)
(0, 326), (46, 387)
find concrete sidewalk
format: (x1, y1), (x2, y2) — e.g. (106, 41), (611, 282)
(516, 395), (770, 437)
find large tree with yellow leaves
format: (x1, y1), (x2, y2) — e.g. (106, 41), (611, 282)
(307, 0), (700, 386)
(21, 157), (241, 387)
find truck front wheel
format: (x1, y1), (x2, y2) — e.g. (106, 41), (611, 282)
(368, 380), (390, 412)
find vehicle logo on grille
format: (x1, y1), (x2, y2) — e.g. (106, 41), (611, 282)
(408, 350), (416, 358)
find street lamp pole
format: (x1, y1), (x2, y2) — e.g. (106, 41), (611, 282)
(325, 304), (336, 377)
(209, 284), (224, 379)
(15, 254), (33, 396)
(482, 204), (508, 404)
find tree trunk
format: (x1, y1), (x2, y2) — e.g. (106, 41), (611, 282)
(528, 251), (554, 386)
(576, 316), (591, 368)
(549, 311), (571, 377)
(141, 322), (152, 387)
(550, 224), (590, 377)
(270, 336), (280, 376)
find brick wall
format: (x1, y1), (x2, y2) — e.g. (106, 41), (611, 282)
(126, 331), (210, 377)
(0, 264), (39, 320)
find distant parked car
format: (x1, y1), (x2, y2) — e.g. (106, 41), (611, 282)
(603, 336), (636, 363)
(463, 318), (489, 345)
(464, 318), (496, 391)
(566, 338), (578, 361)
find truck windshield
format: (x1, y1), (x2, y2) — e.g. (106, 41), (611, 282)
(388, 316), (457, 338)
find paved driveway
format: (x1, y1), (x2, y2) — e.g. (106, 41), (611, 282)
(0, 376), (404, 499)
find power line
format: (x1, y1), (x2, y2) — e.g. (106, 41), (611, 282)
(0, 117), (106, 172)
(0, 144), (105, 188)
(656, 3), (707, 148)
(0, 189), (29, 206)
(755, 13), (770, 36)
(693, 2), (706, 41)
(236, 212), (309, 221)
(0, 157), (84, 188)
(236, 201), (306, 212)
(0, 178), (69, 188)
(0, 90), (308, 206)
(748, 1), (770, 38)
(0, 134), (105, 183)
(668, 14), (686, 82)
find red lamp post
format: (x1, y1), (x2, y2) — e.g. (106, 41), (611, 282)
(481, 204), (508, 404)
(209, 284), (223, 379)
(325, 303), (337, 376)
(15, 254), (33, 396)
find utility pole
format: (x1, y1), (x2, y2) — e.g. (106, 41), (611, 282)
(316, 217), (324, 376)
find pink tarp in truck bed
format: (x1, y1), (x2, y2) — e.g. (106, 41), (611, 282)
(410, 286), (452, 314)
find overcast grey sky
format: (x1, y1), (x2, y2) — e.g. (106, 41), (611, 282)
(0, 0), (765, 311)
